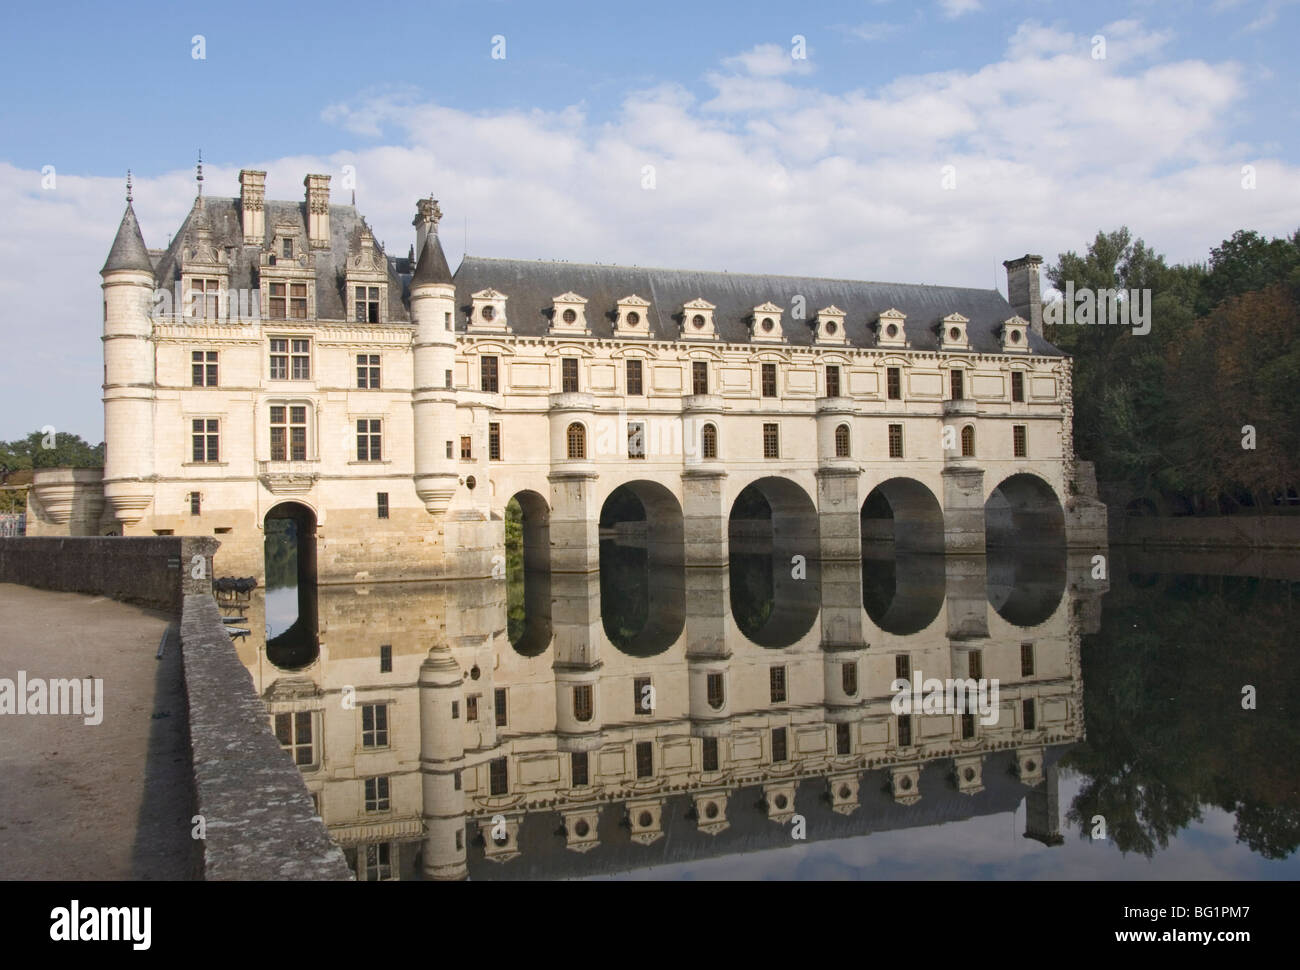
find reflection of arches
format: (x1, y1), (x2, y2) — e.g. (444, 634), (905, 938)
(599, 482), (685, 655)
(264, 501), (319, 670)
(505, 491), (552, 656)
(985, 473), (1064, 547)
(861, 552), (945, 635)
(728, 478), (820, 648)
(860, 478), (944, 554)
(986, 545), (1065, 626)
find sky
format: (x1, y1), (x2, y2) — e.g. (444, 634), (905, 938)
(1, 0), (1298, 441)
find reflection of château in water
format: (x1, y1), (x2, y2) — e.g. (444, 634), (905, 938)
(236, 543), (1099, 880)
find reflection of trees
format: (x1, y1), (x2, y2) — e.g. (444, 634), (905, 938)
(505, 499), (523, 643)
(729, 553), (774, 639)
(1064, 574), (1300, 860)
(600, 541), (649, 645)
(264, 518), (297, 590)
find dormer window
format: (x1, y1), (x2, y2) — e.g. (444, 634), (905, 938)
(482, 306), (496, 321)
(282, 238), (294, 259)
(876, 308), (908, 348)
(814, 305), (847, 345)
(269, 282), (308, 320)
(750, 302), (784, 343)
(355, 286), (380, 323)
(1000, 316), (1031, 353)
(615, 295), (652, 338)
(940, 312), (969, 350)
(551, 292), (589, 334)
(469, 289), (509, 332)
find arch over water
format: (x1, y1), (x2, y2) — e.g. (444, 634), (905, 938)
(505, 491), (552, 656)
(984, 473), (1065, 547)
(984, 474), (1066, 625)
(860, 478), (945, 554)
(599, 482), (685, 656)
(264, 501), (319, 670)
(728, 477), (820, 648)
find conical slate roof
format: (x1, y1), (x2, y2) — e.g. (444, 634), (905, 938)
(101, 202), (155, 276)
(411, 233), (453, 287)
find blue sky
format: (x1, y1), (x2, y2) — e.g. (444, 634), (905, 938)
(2, 0), (1299, 440)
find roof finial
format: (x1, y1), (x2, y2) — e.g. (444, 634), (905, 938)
(126, 169), (133, 204)
(196, 150), (204, 201)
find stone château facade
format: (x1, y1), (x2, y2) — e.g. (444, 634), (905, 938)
(29, 168), (1107, 576)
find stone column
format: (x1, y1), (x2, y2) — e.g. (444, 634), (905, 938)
(816, 466), (862, 562)
(1023, 762), (1064, 846)
(547, 471), (599, 573)
(682, 469), (728, 567)
(941, 465), (986, 554)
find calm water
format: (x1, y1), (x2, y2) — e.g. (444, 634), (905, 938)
(236, 541), (1300, 880)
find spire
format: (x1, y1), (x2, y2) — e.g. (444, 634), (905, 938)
(126, 169), (133, 203)
(101, 194), (154, 276)
(411, 233), (453, 287)
(196, 150), (204, 203)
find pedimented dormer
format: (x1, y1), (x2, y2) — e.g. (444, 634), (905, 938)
(875, 308), (907, 348)
(681, 297), (717, 340)
(940, 312), (970, 351)
(614, 294), (651, 338)
(181, 207), (230, 319)
(815, 305), (847, 345)
(750, 301), (784, 343)
(345, 227), (388, 323)
(259, 220), (315, 321)
(1000, 315), (1031, 353)
(469, 288), (509, 332)
(550, 292), (589, 335)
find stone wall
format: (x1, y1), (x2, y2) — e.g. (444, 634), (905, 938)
(0, 535), (220, 611)
(180, 593), (352, 880)
(1111, 514), (1300, 550)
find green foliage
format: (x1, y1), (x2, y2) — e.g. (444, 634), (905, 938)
(0, 430), (105, 471)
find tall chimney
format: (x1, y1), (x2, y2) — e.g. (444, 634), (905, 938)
(239, 170), (266, 245)
(305, 174), (331, 248)
(1004, 254), (1043, 335)
(413, 197), (442, 259)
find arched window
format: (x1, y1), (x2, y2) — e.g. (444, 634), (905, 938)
(701, 423), (718, 460)
(834, 423), (851, 458)
(573, 685), (593, 722)
(566, 422), (586, 460)
(960, 425), (975, 457)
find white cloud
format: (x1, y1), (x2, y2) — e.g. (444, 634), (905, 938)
(939, 0), (983, 19)
(721, 43), (812, 78)
(2, 21), (1298, 441)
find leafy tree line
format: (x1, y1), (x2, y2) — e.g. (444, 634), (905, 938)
(1045, 227), (1300, 513)
(0, 431), (105, 514)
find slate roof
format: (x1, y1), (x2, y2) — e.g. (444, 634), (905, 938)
(101, 203), (154, 275)
(411, 233), (454, 287)
(466, 744), (1070, 880)
(453, 256), (1064, 356)
(149, 197), (411, 323)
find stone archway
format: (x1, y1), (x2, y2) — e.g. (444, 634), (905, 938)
(860, 478), (945, 554)
(598, 481), (685, 656)
(264, 501), (318, 670)
(505, 490), (552, 656)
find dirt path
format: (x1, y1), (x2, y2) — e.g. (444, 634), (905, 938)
(0, 583), (200, 880)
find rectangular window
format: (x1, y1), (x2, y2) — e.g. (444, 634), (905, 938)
(571, 751), (589, 787)
(480, 355), (499, 393)
(888, 423), (903, 458)
(466, 694), (479, 722)
(626, 359), (643, 396)
(771, 727), (788, 763)
(269, 405), (308, 461)
(706, 673), (725, 710)
(357, 419), (382, 462)
(192, 350), (218, 387)
(363, 776), (390, 812)
(282, 238), (294, 259)
(191, 418), (219, 463)
(460, 435), (472, 460)
(692, 360), (709, 395)
(361, 703), (389, 748)
(627, 422), (645, 459)
(494, 688), (507, 727)
(761, 362), (777, 397)
(763, 423), (779, 459)
(1013, 425), (1028, 458)
(489, 758), (508, 796)
(445, 369), (453, 389)
(188, 278), (220, 319)
(769, 665), (786, 703)
(453, 768), (461, 788)
(379, 644), (391, 673)
(451, 701), (459, 719)
(377, 492), (389, 519)
(444, 311), (452, 331)
(635, 740), (654, 778)
(1011, 371), (1024, 402)
(290, 337), (310, 377)
(488, 423), (502, 461)
(836, 722), (851, 756)
(842, 661), (858, 696)
(826, 365), (841, 398)
(887, 367), (902, 400)
(895, 654), (911, 681)
(961, 712), (976, 740)
(189, 492), (201, 516)
(354, 285), (380, 323)
(950, 369), (964, 400)
(1023, 699), (1036, 730)
(363, 842), (393, 881)
(270, 338), (288, 379)
(445, 441), (454, 459)
(968, 649), (983, 680)
(274, 711), (314, 767)
(897, 714), (912, 747)
(269, 283), (287, 320)
(561, 357), (579, 393)
(633, 676), (653, 715)
(1021, 642), (1035, 677)
(702, 736), (719, 772)
(356, 354), (380, 389)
